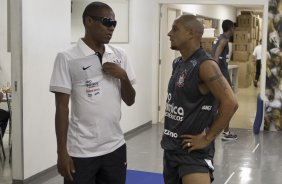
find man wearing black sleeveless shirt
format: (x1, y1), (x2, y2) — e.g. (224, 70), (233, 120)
(211, 19), (238, 141)
(161, 15), (238, 184)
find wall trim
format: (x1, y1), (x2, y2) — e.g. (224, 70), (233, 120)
(12, 165), (58, 184)
(124, 121), (152, 140)
(12, 121), (152, 183)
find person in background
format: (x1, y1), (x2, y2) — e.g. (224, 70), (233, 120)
(49, 1), (136, 184)
(211, 19), (238, 141)
(0, 92), (9, 138)
(253, 39), (262, 87)
(161, 15), (238, 184)
(253, 39), (271, 87)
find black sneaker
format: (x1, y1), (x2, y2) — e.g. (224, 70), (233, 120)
(221, 131), (237, 141)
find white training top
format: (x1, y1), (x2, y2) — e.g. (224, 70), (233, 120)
(253, 44), (262, 60)
(50, 39), (136, 157)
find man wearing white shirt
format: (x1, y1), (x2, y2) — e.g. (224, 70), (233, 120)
(253, 39), (263, 87)
(49, 2), (136, 184)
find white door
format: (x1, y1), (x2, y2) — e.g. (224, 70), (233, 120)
(9, 0), (24, 180)
(158, 7), (180, 123)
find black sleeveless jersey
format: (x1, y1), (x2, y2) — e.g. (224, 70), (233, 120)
(211, 34), (229, 72)
(161, 48), (217, 158)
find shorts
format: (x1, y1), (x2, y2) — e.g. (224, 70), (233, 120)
(64, 144), (127, 184)
(163, 151), (214, 184)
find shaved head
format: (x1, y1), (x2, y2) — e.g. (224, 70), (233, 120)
(177, 15), (204, 38)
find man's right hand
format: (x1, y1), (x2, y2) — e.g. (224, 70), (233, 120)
(57, 151), (75, 181)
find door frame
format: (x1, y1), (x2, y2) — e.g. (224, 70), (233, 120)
(156, 0), (269, 123)
(158, 6), (181, 123)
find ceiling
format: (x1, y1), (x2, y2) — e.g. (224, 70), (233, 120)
(233, 4), (264, 12)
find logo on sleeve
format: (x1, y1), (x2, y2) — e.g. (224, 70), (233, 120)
(82, 65), (92, 70)
(201, 105), (212, 111)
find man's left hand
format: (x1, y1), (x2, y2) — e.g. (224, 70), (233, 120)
(102, 62), (126, 80)
(181, 130), (211, 153)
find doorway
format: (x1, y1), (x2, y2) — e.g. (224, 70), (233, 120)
(158, 7), (181, 123)
(158, 2), (266, 130)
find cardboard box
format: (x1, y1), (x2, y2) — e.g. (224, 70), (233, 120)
(229, 61), (252, 88)
(252, 40), (258, 51)
(256, 26), (260, 41)
(203, 28), (215, 37)
(203, 19), (212, 28)
(232, 51), (250, 61)
(241, 11), (254, 15)
(235, 27), (256, 39)
(201, 37), (216, 53)
(201, 37), (216, 43)
(237, 15), (256, 28)
(233, 31), (251, 43)
(233, 43), (254, 52)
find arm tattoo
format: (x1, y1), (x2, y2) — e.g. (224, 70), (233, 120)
(208, 73), (221, 82)
(207, 65), (228, 91)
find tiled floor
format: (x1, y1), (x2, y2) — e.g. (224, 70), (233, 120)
(5, 125), (281, 184)
(2, 85), (282, 184)
(127, 124), (282, 184)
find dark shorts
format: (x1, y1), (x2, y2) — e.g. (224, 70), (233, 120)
(163, 151), (214, 184)
(64, 144), (127, 184)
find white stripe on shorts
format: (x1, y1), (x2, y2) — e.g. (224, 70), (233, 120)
(204, 159), (214, 170)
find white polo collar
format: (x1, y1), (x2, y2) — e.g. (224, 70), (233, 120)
(77, 38), (114, 56)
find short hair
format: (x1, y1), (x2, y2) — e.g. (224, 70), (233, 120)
(82, 1), (112, 25)
(222, 19), (234, 32)
(179, 15), (204, 36)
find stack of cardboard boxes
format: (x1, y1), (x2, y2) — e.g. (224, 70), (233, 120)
(201, 37), (216, 53)
(200, 18), (217, 54)
(230, 11), (261, 88)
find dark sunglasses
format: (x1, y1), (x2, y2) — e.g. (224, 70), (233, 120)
(89, 16), (117, 28)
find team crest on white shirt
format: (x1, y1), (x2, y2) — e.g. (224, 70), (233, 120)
(104, 55), (122, 66)
(112, 58), (122, 65)
(176, 69), (188, 88)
